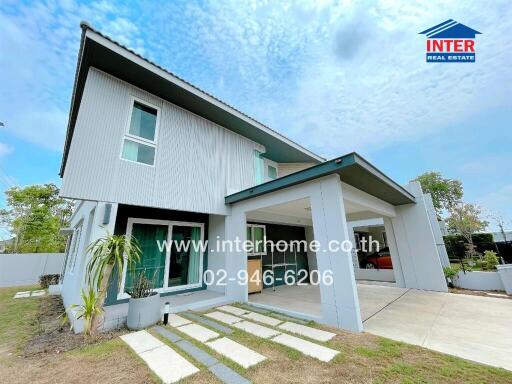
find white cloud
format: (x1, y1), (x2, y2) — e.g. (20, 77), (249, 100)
(0, 0), (145, 151)
(0, 142), (13, 157)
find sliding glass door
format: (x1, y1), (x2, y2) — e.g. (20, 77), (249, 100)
(120, 218), (204, 298)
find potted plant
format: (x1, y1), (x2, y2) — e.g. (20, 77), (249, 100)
(86, 232), (141, 334)
(126, 270), (161, 330)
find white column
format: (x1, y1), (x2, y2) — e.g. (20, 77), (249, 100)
(392, 182), (447, 292)
(383, 217), (405, 288)
(310, 175), (363, 332)
(224, 207), (248, 302)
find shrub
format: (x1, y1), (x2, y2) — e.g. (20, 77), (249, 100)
(483, 250), (499, 270)
(443, 266), (460, 280)
(39, 274), (60, 288)
(444, 233), (495, 259)
(127, 270), (156, 299)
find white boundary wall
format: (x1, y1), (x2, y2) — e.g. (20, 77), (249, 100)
(0, 253), (65, 287)
(455, 271), (505, 291)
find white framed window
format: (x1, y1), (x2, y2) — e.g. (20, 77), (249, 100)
(68, 221), (83, 273)
(118, 218), (205, 300)
(247, 224), (266, 256)
(264, 158), (278, 182)
(121, 98), (160, 166)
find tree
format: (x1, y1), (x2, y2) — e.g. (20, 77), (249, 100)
(86, 233), (141, 334)
(446, 203), (488, 258)
(413, 171), (463, 216)
(0, 184), (73, 253)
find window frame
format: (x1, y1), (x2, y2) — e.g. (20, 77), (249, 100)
(247, 224), (267, 256)
(118, 218), (205, 300)
(67, 220), (83, 273)
(120, 96), (160, 167)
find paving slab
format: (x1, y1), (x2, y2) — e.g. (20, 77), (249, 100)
(121, 330), (199, 383)
(177, 339), (218, 367)
(271, 334), (339, 362)
(140, 345), (199, 383)
(31, 290), (46, 297)
(206, 337), (266, 369)
(209, 363), (251, 384)
(120, 330), (164, 354)
(217, 305), (249, 316)
(205, 311), (243, 325)
(177, 323), (220, 342)
(168, 314), (192, 327)
(153, 326), (183, 343)
(14, 292), (30, 298)
(233, 320), (281, 339)
(182, 313), (234, 334)
(278, 322), (336, 342)
(241, 311), (282, 327)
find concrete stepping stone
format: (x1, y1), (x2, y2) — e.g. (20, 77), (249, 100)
(217, 305), (249, 316)
(121, 330), (164, 353)
(209, 363), (251, 384)
(14, 291), (30, 298)
(177, 323), (220, 342)
(182, 313), (233, 334)
(278, 322), (336, 342)
(168, 314), (192, 327)
(121, 330), (199, 383)
(242, 311), (282, 327)
(141, 344), (199, 383)
(233, 320), (281, 339)
(31, 290), (46, 297)
(177, 339), (218, 367)
(206, 337), (266, 369)
(271, 334), (339, 362)
(205, 311), (242, 325)
(154, 326), (250, 384)
(153, 326), (182, 343)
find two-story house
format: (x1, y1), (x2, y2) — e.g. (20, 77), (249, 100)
(59, 23), (447, 333)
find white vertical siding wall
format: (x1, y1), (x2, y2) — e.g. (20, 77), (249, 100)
(61, 68), (263, 215)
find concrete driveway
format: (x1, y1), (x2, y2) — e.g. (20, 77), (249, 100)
(363, 288), (512, 371)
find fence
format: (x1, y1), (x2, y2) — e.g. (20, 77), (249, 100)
(0, 253), (65, 288)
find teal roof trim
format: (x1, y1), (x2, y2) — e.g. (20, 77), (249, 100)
(225, 153), (416, 206)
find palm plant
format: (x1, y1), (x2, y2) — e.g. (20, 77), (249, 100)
(70, 288), (103, 336)
(86, 232), (141, 333)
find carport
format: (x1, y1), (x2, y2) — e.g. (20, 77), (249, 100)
(224, 153), (447, 333)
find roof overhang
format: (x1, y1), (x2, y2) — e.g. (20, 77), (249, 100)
(225, 153), (416, 206)
(59, 23), (324, 176)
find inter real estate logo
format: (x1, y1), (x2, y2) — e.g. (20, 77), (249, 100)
(419, 19), (481, 63)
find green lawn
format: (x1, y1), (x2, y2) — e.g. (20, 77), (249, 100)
(1, 286), (511, 383)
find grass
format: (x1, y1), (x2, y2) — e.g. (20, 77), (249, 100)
(0, 285), (40, 352)
(1, 287), (512, 383)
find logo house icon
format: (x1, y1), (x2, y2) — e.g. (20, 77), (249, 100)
(419, 19), (481, 63)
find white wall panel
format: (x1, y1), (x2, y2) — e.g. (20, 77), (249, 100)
(61, 68), (262, 215)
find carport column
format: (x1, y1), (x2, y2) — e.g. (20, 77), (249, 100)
(310, 175), (363, 332)
(383, 217), (406, 288)
(224, 206), (248, 302)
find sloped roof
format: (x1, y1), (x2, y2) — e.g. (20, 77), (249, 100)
(419, 19), (481, 39)
(225, 152), (416, 206)
(59, 22), (324, 176)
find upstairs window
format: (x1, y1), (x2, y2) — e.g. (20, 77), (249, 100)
(122, 100), (159, 166)
(267, 165), (277, 180)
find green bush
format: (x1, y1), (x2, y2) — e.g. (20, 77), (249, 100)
(444, 233), (495, 260)
(483, 250), (499, 270)
(443, 265), (460, 279)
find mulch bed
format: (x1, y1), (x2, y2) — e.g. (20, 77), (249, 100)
(23, 295), (126, 356)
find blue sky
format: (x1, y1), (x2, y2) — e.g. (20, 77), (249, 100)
(0, 0), (511, 239)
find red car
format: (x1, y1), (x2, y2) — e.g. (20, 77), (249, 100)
(364, 247), (393, 269)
